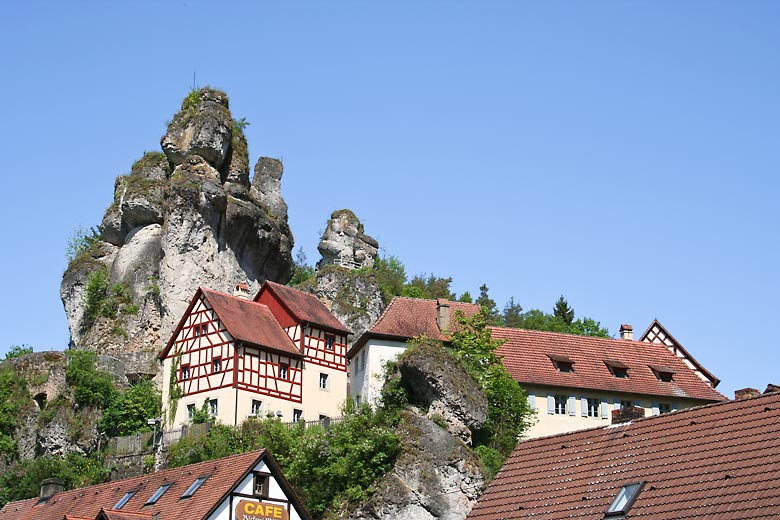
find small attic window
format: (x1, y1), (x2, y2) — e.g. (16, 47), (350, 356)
(605, 360), (629, 378)
(114, 489), (138, 509)
(650, 365), (675, 382)
(548, 354), (574, 373)
(605, 482), (645, 517)
(180, 476), (208, 499)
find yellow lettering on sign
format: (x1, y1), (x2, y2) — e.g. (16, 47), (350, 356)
(235, 500), (289, 520)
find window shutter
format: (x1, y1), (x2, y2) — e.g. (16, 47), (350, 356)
(568, 396), (576, 416)
(601, 398), (609, 419)
(613, 397), (621, 410)
(652, 401), (660, 416)
(581, 397), (588, 417)
(672, 402), (680, 412)
(547, 393), (555, 415)
(528, 393), (536, 411)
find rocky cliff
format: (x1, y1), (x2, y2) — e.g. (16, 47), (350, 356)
(60, 88), (294, 375)
(338, 341), (488, 520)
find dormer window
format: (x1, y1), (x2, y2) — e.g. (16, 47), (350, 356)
(605, 481), (645, 517)
(650, 365), (675, 382)
(548, 354), (574, 373)
(605, 360), (629, 378)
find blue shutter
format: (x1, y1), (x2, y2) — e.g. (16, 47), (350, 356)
(581, 397), (588, 417)
(614, 397), (622, 410)
(528, 393), (536, 410)
(547, 393), (555, 415)
(652, 401), (660, 416)
(672, 402), (680, 412)
(568, 396), (576, 416)
(601, 398), (609, 419)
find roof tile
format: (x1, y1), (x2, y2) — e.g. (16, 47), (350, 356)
(258, 281), (351, 334)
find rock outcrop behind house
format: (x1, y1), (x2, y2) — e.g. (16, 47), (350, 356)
(339, 342), (488, 520)
(60, 88), (294, 375)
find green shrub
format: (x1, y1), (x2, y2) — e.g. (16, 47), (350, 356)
(66, 351), (117, 409)
(4, 345), (33, 360)
(66, 227), (102, 265)
(101, 378), (162, 437)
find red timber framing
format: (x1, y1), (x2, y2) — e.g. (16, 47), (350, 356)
(172, 296), (235, 397)
(236, 345), (303, 402)
(303, 327), (347, 371)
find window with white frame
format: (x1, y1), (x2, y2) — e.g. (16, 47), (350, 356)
(208, 399), (218, 416)
(212, 357), (221, 373)
(251, 399), (262, 416)
(658, 402), (671, 414)
(587, 398), (600, 417)
(319, 372), (329, 390)
(325, 334), (335, 351)
(187, 404), (195, 420)
(293, 409), (303, 423)
(279, 363), (289, 380)
(554, 394), (567, 415)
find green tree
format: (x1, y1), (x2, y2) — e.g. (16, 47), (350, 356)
(101, 379), (162, 437)
(4, 345), (33, 360)
(0, 366), (30, 459)
(289, 247), (316, 286)
(405, 275), (455, 300)
(66, 351), (117, 409)
(65, 226), (101, 264)
(458, 291), (473, 303)
(448, 310), (535, 460)
(475, 284), (500, 324)
(553, 295), (575, 324)
(501, 297), (523, 328)
(372, 255), (407, 304)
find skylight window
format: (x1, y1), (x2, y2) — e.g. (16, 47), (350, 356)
(180, 476), (208, 499)
(605, 482), (645, 517)
(144, 483), (172, 505)
(114, 489), (138, 509)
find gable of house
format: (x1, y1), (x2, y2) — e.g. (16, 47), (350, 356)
(0, 450), (312, 520)
(467, 391), (780, 520)
(641, 319), (719, 387)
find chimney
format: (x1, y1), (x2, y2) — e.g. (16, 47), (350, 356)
(611, 406), (644, 424)
(436, 299), (451, 332)
(619, 324), (634, 341)
(233, 282), (250, 300)
(39, 478), (64, 500)
(734, 387), (761, 400)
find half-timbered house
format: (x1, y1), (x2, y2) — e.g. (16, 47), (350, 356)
(160, 281), (351, 430)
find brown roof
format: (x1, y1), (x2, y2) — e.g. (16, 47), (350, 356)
(159, 288), (301, 359)
(201, 288), (302, 357)
(0, 450), (310, 520)
(491, 327), (725, 402)
(349, 297), (481, 357)
(468, 391), (780, 520)
(98, 511), (154, 520)
(257, 281), (351, 334)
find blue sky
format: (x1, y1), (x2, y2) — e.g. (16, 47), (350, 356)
(1, 2), (777, 399)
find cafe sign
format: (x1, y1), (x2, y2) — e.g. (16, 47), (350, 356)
(235, 499), (289, 520)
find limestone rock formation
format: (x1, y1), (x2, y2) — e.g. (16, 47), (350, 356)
(338, 342), (488, 520)
(298, 265), (385, 342)
(399, 342), (488, 445)
(317, 209), (378, 270)
(61, 88), (295, 375)
(343, 413), (486, 520)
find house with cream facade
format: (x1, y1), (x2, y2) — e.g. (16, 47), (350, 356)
(160, 281), (351, 429)
(0, 449), (311, 520)
(348, 296), (725, 438)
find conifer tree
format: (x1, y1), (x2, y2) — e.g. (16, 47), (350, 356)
(553, 295), (575, 324)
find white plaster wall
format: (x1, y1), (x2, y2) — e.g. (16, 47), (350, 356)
(522, 385), (699, 439)
(349, 339), (408, 406)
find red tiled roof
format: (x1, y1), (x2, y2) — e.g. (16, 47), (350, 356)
(201, 288), (302, 358)
(349, 297), (481, 356)
(257, 281), (351, 334)
(491, 327), (725, 402)
(468, 391), (780, 520)
(98, 510), (154, 520)
(0, 450), (286, 520)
